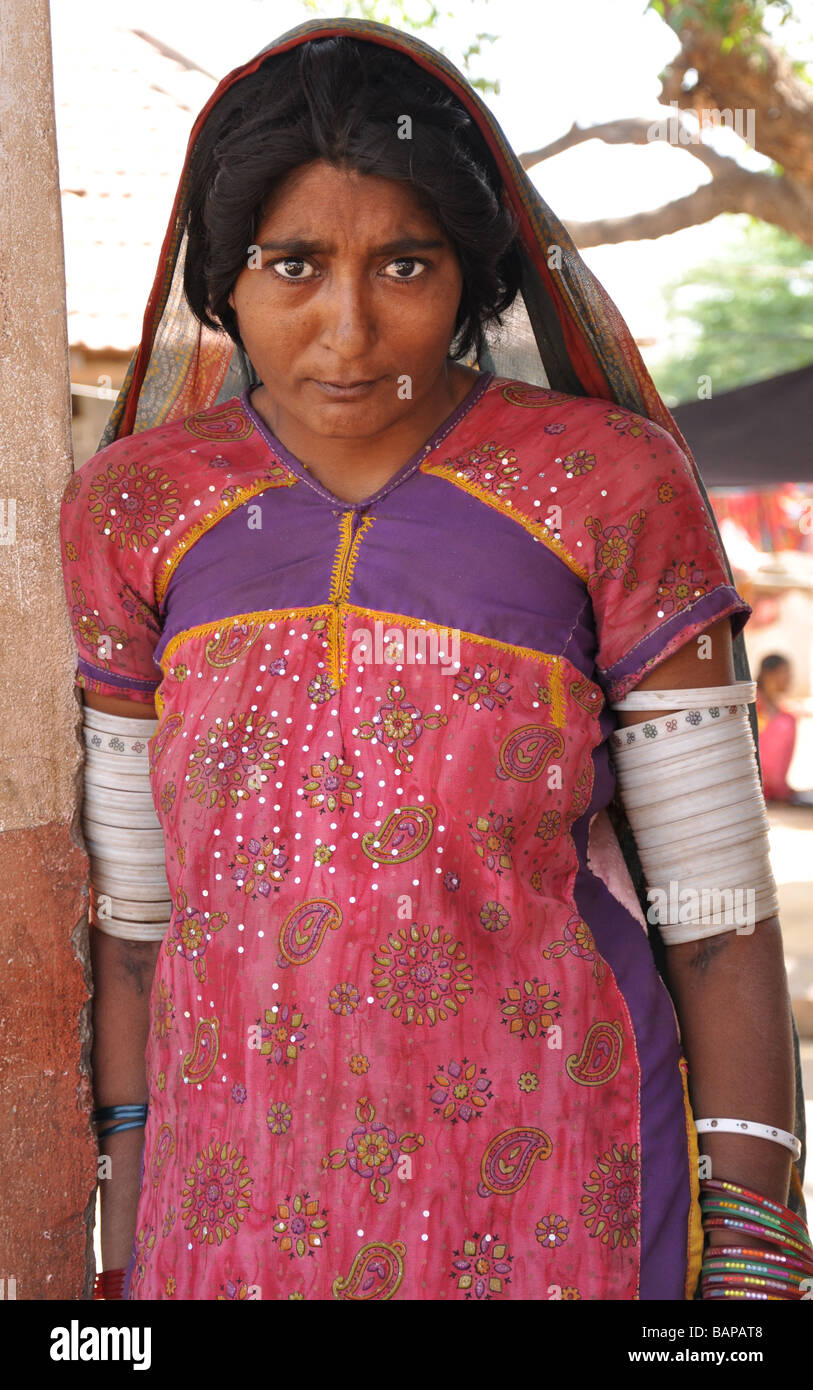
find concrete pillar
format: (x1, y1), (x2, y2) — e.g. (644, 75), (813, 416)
(0, 0), (96, 1299)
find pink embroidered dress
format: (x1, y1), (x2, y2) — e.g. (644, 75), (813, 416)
(60, 371), (750, 1301)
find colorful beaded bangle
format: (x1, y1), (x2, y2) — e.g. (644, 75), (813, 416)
(700, 1180), (810, 1242)
(702, 1287), (781, 1301)
(700, 1197), (806, 1244)
(702, 1245), (812, 1273)
(703, 1257), (805, 1286)
(702, 1216), (813, 1260)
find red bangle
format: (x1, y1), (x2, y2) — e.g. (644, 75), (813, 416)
(93, 1267), (127, 1300)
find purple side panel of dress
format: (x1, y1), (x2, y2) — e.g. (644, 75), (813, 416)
(572, 720), (691, 1301)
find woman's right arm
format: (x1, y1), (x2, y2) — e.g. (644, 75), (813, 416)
(82, 689), (162, 1277)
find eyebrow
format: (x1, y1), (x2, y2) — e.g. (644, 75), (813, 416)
(256, 236), (446, 257)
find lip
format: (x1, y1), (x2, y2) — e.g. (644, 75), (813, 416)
(312, 377), (383, 398)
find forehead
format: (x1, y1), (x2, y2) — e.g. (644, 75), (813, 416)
(257, 159), (438, 229)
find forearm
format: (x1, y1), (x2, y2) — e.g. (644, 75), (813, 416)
(91, 926), (161, 1270)
(664, 913), (795, 1216)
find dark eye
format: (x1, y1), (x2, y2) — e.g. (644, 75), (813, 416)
(270, 258), (314, 281)
(383, 258), (426, 280)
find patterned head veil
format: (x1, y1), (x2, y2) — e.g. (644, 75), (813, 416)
(95, 15), (805, 1202)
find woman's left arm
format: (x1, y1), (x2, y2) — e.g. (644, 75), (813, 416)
(615, 617), (796, 1233)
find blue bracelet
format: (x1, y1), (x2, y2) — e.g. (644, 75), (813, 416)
(92, 1103), (148, 1137)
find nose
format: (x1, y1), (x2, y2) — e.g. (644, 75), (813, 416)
(317, 271), (378, 363)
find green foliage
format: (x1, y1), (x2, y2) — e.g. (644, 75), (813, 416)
(647, 0), (797, 39)
(299, 0), (500, 92)
(649, 217), (813, 406)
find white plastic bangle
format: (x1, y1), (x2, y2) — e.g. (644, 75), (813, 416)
(610, 681), (756, 711)
(83, 705), (170, 942)
(609, 687), (779, 943)
(83, 706), (159, 736)
(695, 1117), (802, 1162)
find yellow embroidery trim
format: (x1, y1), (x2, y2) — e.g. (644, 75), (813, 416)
(154, 471), (298, 604)
(420, 461), (589, 582)
(325, 513), (377, 687)
(159, 602), (569, 722)
(679, 1056), (704, 1300)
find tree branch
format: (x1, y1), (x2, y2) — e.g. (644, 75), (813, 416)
(519, 114), (742, 177)
(561, 167), (813, 248)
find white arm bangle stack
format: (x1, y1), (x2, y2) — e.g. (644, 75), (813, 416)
(694, 1117), (801, 1162)
(82, 706), (172, 942)
(609, 680), (779, 945)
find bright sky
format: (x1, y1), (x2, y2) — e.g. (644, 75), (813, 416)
(52, 0), (813, 353)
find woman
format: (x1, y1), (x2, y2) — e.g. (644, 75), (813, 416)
(756, 655), (813, 806)
(60, 17), (808, 1301)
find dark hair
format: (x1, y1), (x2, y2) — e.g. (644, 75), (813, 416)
(183, 35), (523, 362)
(757, 653), (791, 687)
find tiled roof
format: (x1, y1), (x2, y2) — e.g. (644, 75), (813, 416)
(52, 9), (216, 351)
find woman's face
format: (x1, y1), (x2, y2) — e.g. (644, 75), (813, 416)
(228, 159), (465, 440)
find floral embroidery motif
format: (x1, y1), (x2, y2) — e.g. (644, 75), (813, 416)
(328, 982), (361, 1016)
(180, 1140), (253, 1245)
(602, 406), (659, 439)
(454, 663), (513, 710)
(272, 1194), (328, 1258)
(657, 480), (676, 503)
(257, 1002), (307, 1067)
(656, 559), (709, 614)
(428, 1058), (494, 1122)
(307, 672), (336, 703)
(536, 1214), (569, 1248)
(580, 1143), (640, 1248)
(356, 679), (447, 770)
(371, 922), (474, 1026)
(518, 1071), (539, 1093)
(164, 889), (228, 984)
(585, 511), (645, 594)
(322, 1096), (424, 1204)
(348, 1054), (370, 1075)
(451, 1233), (513, 1299)
(535, 810), (561, 842)
(561, 449), (596, 477)
(267, 1101), (292, 1135)
(469, 810), (515, 874)
(229, 836), (289, 897)
(446, 440), (521, 497)
(88, 458), (181, 552)
(186, 713), (281, 810)
(479, 900), (509, 932)
(499, 979), (561, 1039)
(302, 753), (362, 812)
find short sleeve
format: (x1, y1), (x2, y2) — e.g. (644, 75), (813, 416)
(585, 420), (751, 702)
(60, 448), (163, 706)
